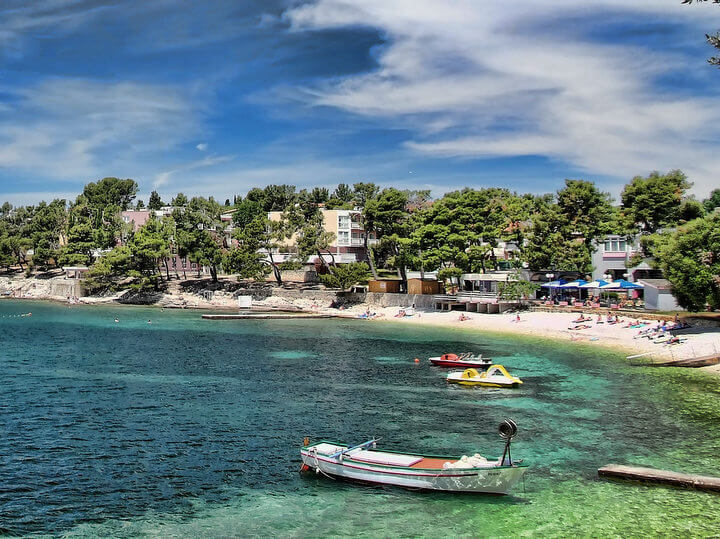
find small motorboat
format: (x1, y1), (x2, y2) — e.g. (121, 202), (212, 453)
(300, 419), (528, 494)
(446, 365), (523, 388)
(429, 353), (493, 368)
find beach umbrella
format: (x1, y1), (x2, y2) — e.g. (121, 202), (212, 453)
(560, 280), (588, 289)
(599, 279), (643, 290)
(580, 280), (608, 289)
(540, 280), (567, 288)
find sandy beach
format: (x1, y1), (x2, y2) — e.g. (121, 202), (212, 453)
(3, 273), (720, 375)
(334, 304), (720, 376)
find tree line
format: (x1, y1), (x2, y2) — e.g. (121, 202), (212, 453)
(1, 172), (719, 310)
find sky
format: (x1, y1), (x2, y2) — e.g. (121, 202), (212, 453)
(0, 0), (719, 206)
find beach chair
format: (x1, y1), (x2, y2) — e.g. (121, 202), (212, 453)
(558, 301), (568, 306)
(610, 304), (619, 309)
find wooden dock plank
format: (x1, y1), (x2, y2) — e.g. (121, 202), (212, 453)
(652, 354), (720, 368)
(202, 313), (336, 320)
(598, 464), (720, 492)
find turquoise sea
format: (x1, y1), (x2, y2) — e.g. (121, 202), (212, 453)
(1, 300), (719, 537)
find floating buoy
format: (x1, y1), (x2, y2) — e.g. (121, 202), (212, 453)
(414, 358), (420, 363)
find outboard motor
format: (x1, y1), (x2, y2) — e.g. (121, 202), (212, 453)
(499, 419), (518, 466)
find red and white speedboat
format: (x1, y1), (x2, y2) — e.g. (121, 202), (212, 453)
(429, 353), (492, 368)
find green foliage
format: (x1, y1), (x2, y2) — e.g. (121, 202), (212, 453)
(353, 182), (380, 208)
(27, 199), (66, 268)
(255, 184), (297, 212)
(498, 279), (539, 302)
(332, 183), (354, 203)
(58, 218), (95, 267)
(621, 170), (691, 233)
(223, 219), (272, 281)
(319, 262), (370, 290)
(522, 181), (614, 272)
(232, 199), (264, 228)
(326, 183), (357, 209)
(679, 198), (706, 222)
(148, 190), (164, 210)
(653, 213), (720, 311)
(82, 177), (138, 211)
(703, 189), (720, 213)
(82, 246), (133, 293)
(171, 192), (188, 206)
(411, 187), (535, 273)
(131, 216), (170, 276)
(437, 266), (463, 285)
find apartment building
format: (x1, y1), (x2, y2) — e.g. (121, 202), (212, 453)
(267, 208), (377, 264)
(591, 235), (662, 282)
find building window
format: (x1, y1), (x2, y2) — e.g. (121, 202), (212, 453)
(604, 239), (627, 252)
(338, 215), (350, 229)
(338, 231), (349, 244)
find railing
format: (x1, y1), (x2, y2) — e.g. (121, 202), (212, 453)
(458, 291), (499, 299)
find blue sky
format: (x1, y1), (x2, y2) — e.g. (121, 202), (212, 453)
(1, 0), (719, 205)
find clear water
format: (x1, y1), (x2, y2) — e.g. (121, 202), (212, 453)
(1, 300), (719, 537)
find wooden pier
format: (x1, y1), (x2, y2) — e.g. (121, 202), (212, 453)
(627, 351), (720, 368)
(651, 353), (720, 368)
(202, 313), (337, 320)
(598, 464), (720, 492)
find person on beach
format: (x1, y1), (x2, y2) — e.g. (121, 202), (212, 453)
(458, 313), (470, 321)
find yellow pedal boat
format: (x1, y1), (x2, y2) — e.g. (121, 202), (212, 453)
(446, 365), (523, 388)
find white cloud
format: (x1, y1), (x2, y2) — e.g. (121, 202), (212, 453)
(0, 78), (201, 180)
(196, 143), (208, 151)
(153, 153), (235, 189)
(283, 0), (720, 194)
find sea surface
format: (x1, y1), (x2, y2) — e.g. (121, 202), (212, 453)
(1, 300), (719, 537)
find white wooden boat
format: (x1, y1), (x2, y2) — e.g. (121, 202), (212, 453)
(446, 365), (523, 388)
(301, 420), (528, 494)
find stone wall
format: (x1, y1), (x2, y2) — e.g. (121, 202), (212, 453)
(50, 280), (84, 298)
(363, 292), (436, 310)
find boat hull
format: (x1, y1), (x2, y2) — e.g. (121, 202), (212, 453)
(447, 379), (522, 388)
(300, 451), (527, 494)
(430, 358), (492, 368)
